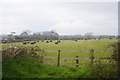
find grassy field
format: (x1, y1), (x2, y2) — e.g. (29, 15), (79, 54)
(1, 39), (117, 65)
(1, 39), (118, 78)
(1, 38), (117, 50)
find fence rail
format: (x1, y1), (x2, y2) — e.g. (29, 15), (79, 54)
(44, 56), (113, 60)
(44, 50), (113, 52)
(1, 47), (114, 67)
(43, 62), (85, 66)
(43, 49), (113, 67)
(1, 49), (113, 53)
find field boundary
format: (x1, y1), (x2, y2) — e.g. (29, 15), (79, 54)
(1, 47), (114, 67)
(44, 50), (113, 52)
(42, 49), (113, 66)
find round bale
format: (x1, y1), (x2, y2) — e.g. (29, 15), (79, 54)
(30, 41), (35, 44)
(50, 40), (52, 42)
(55, 42), (58, 44)
(46, 41), (49, 43)
(22, 42), (27, 44)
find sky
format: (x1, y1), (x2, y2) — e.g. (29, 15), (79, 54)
(0, 0), (119, 35)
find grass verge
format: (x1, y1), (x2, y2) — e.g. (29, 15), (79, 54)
(2, 57), (118, 78)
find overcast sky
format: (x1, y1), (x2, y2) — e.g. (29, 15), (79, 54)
(0, 0), (118, 35)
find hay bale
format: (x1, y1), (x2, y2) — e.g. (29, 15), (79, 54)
(42, 40), (44, 42)
(2, 41), (7, 44)
(30, 41), (35, 44)
(50, 40), (52, 42)
(58, 40), (60, 43)
(37, 41), (39, 42)
(109, 38), (112, 39)
(22, 41), (27, 44)
(55, 42), (58, 44)
(46, 41), (49, 43)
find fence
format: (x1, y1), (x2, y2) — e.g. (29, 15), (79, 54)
(42, 49), (113, 67)
(0, 47), (114, 67)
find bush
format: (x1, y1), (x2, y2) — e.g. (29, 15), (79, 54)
(89, 41), (120, 78)
(89, 62), (118, 78)
(110, 41), (120, 62)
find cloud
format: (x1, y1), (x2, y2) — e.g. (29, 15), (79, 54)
(52, 20), (91, 34)
(51, 4), (118, 35)
(0, 1), (118, 35)
(0, 16), (30, 34)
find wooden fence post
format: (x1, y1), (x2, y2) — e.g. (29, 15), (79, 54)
(57, 50), (60, 66)
(76, 56), (79, 67)
(40, 50), (45, 63)
(41, 50), (44, 56)
(90, 49), (94, 64)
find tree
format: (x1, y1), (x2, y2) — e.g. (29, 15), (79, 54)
(20, 32), (29, 36)
(15, 36), (23, 40)
(11, 32), (16, 35)
(32, 32), (42, 40)
(7, 32), (16, 41)
(51, 30), (59, 40)
(84, 32), (94, 39)
(20, 30), (32, 36)
(20, 30), (32, 40)
(7, 34), (14, 41)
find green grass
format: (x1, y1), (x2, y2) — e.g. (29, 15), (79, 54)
(2, 57), (117, 78)
(1, 39), (117, 65)
(1, 39), (117, 50)
(2, 39), (118, 78)
(2, 57), (92, 78)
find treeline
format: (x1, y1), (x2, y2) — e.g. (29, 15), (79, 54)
(0, 30), (118, 41)
(60, 34), (117, 40)
(1, 30), (59, 41)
